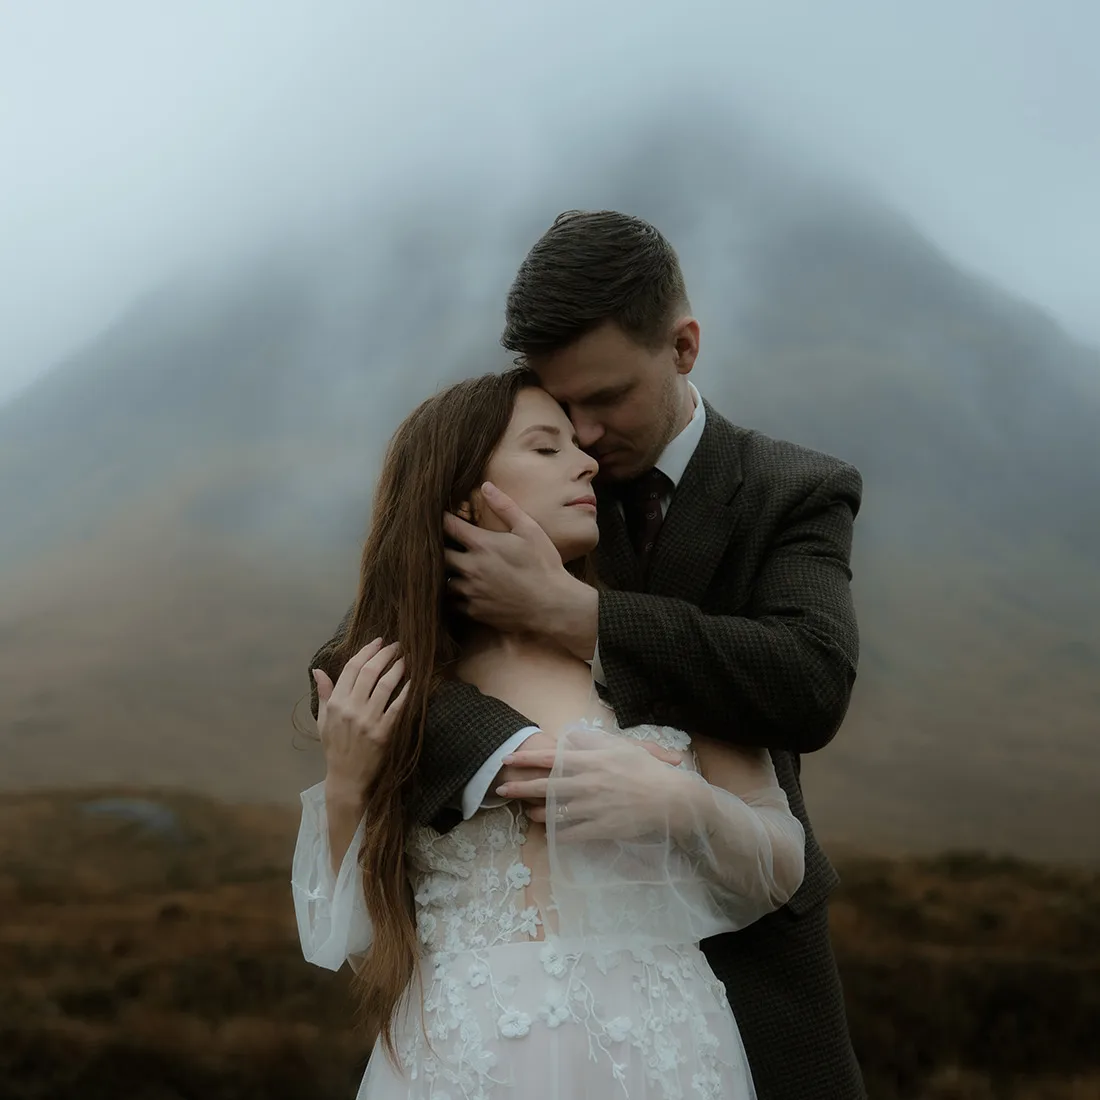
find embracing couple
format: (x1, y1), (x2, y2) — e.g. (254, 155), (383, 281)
(291, 210), (866, 1100)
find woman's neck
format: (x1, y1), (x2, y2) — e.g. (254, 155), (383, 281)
(460, 622), (567, 662)
(453, 619), (605, 733)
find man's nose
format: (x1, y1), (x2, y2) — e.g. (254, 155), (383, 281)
(572, 415), (604, 450)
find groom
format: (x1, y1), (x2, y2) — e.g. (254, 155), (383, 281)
(312, 210), (865, 1099)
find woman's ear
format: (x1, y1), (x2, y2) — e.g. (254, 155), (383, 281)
(456, 498), (476, 523)
(468, 486), (487, 525)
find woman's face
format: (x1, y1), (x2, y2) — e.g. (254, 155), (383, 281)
(474, 387), (600, 561)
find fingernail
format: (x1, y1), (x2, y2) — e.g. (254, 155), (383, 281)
(482, 481), (495, 494)
(501, 754), (515, 764)
(495, 785), (509, 796)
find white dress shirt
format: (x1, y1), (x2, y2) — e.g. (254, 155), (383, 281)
(458, 382), (707, 820)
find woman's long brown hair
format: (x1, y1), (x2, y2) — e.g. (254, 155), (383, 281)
(311, 367), (551, 1062)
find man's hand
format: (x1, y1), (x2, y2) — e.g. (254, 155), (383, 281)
(492, 729), (559, 805)
(498, 731), (684, 827)
(443, 482), (598, 660)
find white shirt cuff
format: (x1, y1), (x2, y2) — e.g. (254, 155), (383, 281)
(590, 638), (606, 686)
(460, 725), (541, 820)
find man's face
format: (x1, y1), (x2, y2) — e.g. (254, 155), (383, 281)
(530, 318), (699, 483)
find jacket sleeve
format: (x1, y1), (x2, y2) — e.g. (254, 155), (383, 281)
(306, 610), (533, 830)
(412, 679), (535, 827)
(597, 464), (861, 754)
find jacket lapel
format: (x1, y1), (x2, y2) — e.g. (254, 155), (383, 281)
(647, 403), (744, 602)
(595, 486), (641, 590)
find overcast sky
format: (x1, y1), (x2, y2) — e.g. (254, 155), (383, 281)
(1, 0), (1097, 404)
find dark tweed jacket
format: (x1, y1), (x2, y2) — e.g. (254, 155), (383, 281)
(310, 402), (866, 1100)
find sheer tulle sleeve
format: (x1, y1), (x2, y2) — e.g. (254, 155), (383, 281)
(545, 725), (805, 950)
(291, 781), (373, 972)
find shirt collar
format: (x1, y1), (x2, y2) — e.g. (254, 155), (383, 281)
(654, 381), (706, 488)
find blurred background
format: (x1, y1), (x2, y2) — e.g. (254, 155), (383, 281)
(0, 2), (1097, 1098)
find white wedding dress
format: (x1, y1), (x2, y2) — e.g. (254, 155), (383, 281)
(292, 715), (805, 1100)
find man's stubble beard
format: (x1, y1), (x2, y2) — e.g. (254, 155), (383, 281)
(591, 374), (684, 484)
(641, 372), (684, 472)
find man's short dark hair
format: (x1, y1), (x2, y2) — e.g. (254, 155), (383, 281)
(501, 210), (689, 359)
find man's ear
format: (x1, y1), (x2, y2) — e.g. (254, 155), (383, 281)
(671, 316), (700, 375)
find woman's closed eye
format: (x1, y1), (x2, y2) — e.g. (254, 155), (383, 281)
(535, 447), (560, 455)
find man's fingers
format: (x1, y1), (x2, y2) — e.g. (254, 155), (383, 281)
(445, 575), (471, 602)
(479, 482), (540, 537)
(554, 821), (602, 842)
(442, 511), (485, 549)
(443, 548), (473, 576)
(495, 776), (551, 800)
(522, 742), (678, 789)
(503, 742), (663, 773)
(501, 749), (557, 770)
(640, 741), (684, 766)
(497, 763), (551, 788)
(498, 776), (585, 801)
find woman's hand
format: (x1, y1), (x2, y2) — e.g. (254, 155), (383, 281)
(497, 728), (689, 839)
(313, 639), (409, 802)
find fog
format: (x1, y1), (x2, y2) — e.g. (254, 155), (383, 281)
(1, 0), (1098, 404)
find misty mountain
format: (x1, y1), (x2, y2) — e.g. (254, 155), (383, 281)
(1, 114), (1097, 859)
(4, 120), (1098, 570)
(737, 198), (1100, 550)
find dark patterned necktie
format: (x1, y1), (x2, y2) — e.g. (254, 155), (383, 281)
(621, 467), (672, 575)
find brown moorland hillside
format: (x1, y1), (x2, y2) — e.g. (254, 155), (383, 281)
(0, 789), (1097, 1100)
(1, 513), (1096, 863)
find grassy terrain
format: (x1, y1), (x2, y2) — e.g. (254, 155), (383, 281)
(0, 789), (1097, 1100)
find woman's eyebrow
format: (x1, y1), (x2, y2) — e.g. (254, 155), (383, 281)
(518, 424), (563, 439)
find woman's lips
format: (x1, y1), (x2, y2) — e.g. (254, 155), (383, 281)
(566, 495), (598, 512)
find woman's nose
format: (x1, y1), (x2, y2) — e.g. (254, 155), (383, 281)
(577, 450), (599, 480)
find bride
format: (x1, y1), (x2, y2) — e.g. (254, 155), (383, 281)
(292, 369), (806, 1099)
